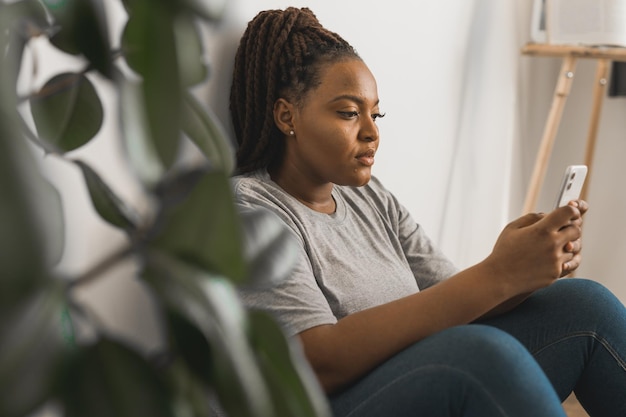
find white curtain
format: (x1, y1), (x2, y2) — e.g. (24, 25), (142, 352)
(437, 0), (530, 268)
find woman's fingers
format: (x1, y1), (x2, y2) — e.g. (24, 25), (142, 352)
(542, 204), (581, 230)
(565, 238), (582, 254)
(562, 251), (582, 277)
(572, 199), (589, 216)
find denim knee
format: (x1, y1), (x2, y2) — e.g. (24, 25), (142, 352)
(436, 325), (547, 382)
(330, 325), (565, 417)
(411, 326), (564, 416)
(537, 278), (626, 334)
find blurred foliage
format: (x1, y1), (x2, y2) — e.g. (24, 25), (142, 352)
(0, 0), (331, 416)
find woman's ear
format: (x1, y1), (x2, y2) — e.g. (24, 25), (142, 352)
(273, 98), (296, 136)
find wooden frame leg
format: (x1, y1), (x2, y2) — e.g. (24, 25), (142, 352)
(581, 59), (610, 201)
(523, 56), (578, 213)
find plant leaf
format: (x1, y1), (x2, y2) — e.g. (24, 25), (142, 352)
(249, 311), (332, 417)
(151, 170), (247, 282)
(159, 355), (215, 417)
(0, 93), (65, 270)
(29, 72), (104, 153)
(238, 208), (299, 289)
(2, 33), (30, 109)
(0, 0), (51, 90)
(0, 114), (48, 306)
(61, 337), (175, 417)
(38, 178), (65, 267)
(142, 253), (273, 417)
(117, 74), (166, 188)
(122, 1), (182, 169)
(0, 0), (51, 38)
(182, 90), (235, 175)
(174, 12), (208, 87)
(73, 159), (140, 231)
(166, 309), (214, 383)
(46, 0), (113, 77)
(0, 283), (68, 417)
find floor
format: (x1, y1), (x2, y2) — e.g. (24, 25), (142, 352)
(564, 394), (589, 417)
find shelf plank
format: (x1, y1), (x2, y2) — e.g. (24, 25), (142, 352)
(522, 43), (626, 61)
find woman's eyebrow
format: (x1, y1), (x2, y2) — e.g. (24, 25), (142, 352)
(329, 94), (380, 106)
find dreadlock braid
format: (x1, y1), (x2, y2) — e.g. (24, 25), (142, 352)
(230, 7), (360, 174)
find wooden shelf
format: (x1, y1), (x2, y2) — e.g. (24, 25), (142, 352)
(521, 43), (626, 213)
(522, 43), (626, 61)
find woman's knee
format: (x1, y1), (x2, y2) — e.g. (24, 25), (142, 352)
(540, 278), (625, 323)
(395, 326), (562, 416)
(331, 326), (564, 417)
(551, 278), (615, 302)
(417, 325), (540, 377)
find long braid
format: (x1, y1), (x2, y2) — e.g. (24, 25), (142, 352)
(230, 7), (359, 174)
(252, 11), (297, 165)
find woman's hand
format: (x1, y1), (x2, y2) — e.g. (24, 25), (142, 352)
(484, 200), (586, 297)
(561, 199), (588, 276)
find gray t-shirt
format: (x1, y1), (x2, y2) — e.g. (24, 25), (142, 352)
(232, 170), (458, 336)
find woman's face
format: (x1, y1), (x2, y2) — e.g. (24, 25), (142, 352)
(281, 58), (383, 187)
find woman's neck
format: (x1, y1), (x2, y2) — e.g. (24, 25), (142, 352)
(268, 164), (336, 214)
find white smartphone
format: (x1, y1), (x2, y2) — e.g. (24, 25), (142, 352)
(554, 165), (588, 209)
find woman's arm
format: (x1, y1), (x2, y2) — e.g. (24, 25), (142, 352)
(299, 204), (584, 394)
(480, 200), (588, 319)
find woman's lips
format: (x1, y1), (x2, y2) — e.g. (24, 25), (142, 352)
(356, 149), (375, 166)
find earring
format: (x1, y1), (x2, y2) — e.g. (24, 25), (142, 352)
(289, 130), (295, 136)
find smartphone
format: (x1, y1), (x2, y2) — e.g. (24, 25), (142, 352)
(554, 165), (588, 209)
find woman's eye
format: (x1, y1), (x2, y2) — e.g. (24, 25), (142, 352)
(337, 111), (386, 121)
(338, 111), (360, 119)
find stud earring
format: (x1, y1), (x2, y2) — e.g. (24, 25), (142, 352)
(289, 130), (295, 136)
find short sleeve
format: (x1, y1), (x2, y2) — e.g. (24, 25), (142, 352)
(238, 243), (338, 337)
(368, 177), (459, 289)
(233, 177), (338, 336)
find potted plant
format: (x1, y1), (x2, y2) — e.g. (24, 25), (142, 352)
(0, 1), (330, 416)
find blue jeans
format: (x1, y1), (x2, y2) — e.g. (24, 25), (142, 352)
(329, 279), (626, 417)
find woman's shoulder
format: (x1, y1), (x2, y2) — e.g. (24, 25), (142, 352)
(231, 169), (276, 197)
(231, 169), (304, 218)
(232, 168), (268, 185)
(337, 175), (399, 209)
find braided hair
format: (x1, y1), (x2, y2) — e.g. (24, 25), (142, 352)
(230, 7), (360, 174)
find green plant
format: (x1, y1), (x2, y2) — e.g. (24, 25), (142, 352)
(0, 1), (331, 416)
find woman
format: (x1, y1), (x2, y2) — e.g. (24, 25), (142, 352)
(230, 7), (626, 416)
